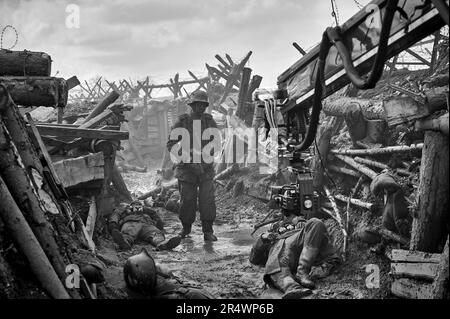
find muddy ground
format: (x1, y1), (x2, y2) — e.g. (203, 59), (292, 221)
(94, 160), (394, 299)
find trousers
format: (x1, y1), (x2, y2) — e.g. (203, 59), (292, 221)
(178, 178), (216, 228)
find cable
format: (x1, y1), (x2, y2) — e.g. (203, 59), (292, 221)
(293, 0), (399, 152)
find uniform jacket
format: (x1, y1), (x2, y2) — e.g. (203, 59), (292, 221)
(167, 112), (218, 183)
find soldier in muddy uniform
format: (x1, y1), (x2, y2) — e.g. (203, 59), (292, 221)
(108, 202), (181, 251)
(250, 215), (341, 299)
(124, 249), (213, 299)
(167, 91), (219, 242)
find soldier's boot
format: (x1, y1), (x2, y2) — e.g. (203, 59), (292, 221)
(202, 221), (217, 242)
(178, 223), (192, 238)
(156, 236), (182, 251)
(295, 246), (319, 289)
(271, 268), (312, 299)
(111, 228), (132, 251)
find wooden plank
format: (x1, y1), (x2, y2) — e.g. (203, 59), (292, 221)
(85, 196), (97, 239)
(391, 262), (438, 280)
(33, 124), (129, 140)
(52, 153), (104, 188)
(391, 278), (432, 299)
(389, 249), (441, 263)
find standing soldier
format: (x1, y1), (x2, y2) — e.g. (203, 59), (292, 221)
(167, 91), (219, 241)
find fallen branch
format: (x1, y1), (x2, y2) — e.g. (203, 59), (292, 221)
(334, 155), (378, 179)
(324, 186), (347, 259)
(328, 165), (361, 178)
(331, 144), (423, 156)
(334, 193), (375, 211)
(354, 156), (389, 170)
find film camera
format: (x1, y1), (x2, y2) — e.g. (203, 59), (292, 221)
(269, 167), (319, 218)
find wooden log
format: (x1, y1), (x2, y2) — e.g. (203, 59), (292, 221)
(82, 90), (120, 123)
(354, 156), (389, 170)
(313, 117), (343, 188)
(242, 75), (263, 126)
(410, 131), (449, 253)
(391, 262), (438, 281)
(334, 154), (378, 179)
(33, 124), (129, 140)
(0, 77), (67, 107)
(389, 249), (441, 263)
(0, 120), (68, 286)
(331, 144), (424, 156)
(322, 97), (386, 120)
(0, 176), (70, 299)
(328, 165), (361, 178)
(235, 67), (252, 120)
(0, 49), (52, 76)
(415, 112), (449, 135)
(334, 193), (375, 211)
(391, 278), (432, 299)
(431, 237), (449, 299)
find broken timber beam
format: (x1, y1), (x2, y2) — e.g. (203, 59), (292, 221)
(391, 262), (438, 281)
(328, 165), (361, 178)
(0, 176), (70, 299)
(82, 90), (120, 123)
(334, 154), (378, 179)
(354, 156), (389, 170)
(334, 193), (375, 211)
(331, 144), (423, 156)
(32, 125), (129, 140)
(389, 249), (441, 263)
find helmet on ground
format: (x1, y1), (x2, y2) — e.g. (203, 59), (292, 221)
(123, 248), (157, 293)
(188, 91), (209, 106)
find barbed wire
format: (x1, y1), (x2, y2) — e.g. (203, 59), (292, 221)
(0, 25), (19, 50)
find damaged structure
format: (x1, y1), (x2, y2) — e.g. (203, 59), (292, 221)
(0, 0), (449, 300)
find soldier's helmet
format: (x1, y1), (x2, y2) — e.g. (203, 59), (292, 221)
(188, 90), (209, 106)
(123, 248), (157, 293)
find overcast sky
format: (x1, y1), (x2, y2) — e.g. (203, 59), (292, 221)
(1, 0), (371, 95)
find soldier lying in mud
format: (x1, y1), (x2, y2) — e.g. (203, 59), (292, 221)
(108, 202), (181, 251)
(124, 249), (213, 299)
(250, 213), (342, 299)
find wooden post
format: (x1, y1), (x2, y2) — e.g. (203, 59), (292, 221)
(410, 130), (449, 253)
(0, 176), (70, 299)
(82, 90), (120, 123)
(313, 117), (343, 188)
(235, 67), (252, 120)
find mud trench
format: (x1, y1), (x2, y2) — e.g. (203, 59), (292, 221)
(96, 162), (391, 299)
